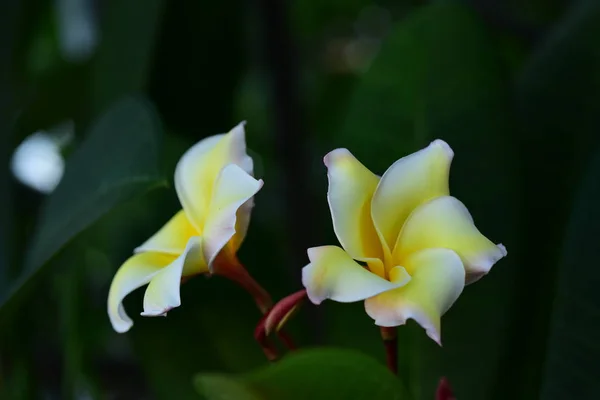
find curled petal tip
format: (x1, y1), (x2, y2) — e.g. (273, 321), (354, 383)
(428, 330), (442, 347)
(323, 148), (352, 167)
(498, 243), (507, 257)
(301, 264), (325, 305)
(430, 139), (454, 159)
(228, 123), (247, 142)
(232, 120), (247, 130)
(140, 306), (174, 317)
(112, 320), (133, 334)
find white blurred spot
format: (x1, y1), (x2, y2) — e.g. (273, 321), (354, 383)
(56, 0), (98, 62)
(11, 123), (74, 194)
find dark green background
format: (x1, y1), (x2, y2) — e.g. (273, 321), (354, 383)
(1, 0), (600, 399)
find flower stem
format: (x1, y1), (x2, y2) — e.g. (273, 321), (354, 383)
(436, 377), (456, 400)
(277, 330), (297, 351)
(215, 255), (298, 357)
(214, 255), (273, 314)
(223, 265), (273, 314)
(380, 327), (398, 375)
(254, 314), (280, 361)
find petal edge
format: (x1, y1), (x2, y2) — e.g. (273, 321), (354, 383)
(107, 252), (175, 333)
(301, 246), (406, 305)
(365, 248), (465, 345)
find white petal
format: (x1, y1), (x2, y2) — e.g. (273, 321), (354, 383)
(371, 140), (453, 252)
(107, 252), (176, 333)
(174, 122), (252, 231)
(141, 237), (205, 316)
(394, 196), (507, 282)
(365, 248), (465, 345)
(301, 245), (408, 305)
(135, 210), (198, 255)
(202, 164), (263, 269)
(324, 148), (383, 261)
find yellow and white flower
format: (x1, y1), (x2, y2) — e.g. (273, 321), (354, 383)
(108, 122), (263, 333)
(302, 141), (506, 344)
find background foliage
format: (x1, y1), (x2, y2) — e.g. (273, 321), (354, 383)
(1, 0), (600, 399)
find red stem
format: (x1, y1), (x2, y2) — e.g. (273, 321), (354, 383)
(276, 330), (297, 351)
(254, 314), (280, 361)
(216, 255), (299, 355)
(217, 261), (273, 314)
(435, 377), (456, 400)
(380, 327), (398, 375)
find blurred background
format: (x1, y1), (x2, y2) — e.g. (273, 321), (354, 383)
(1, 0), (600, 399)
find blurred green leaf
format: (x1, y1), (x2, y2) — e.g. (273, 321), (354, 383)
(194, 348), (408, 400)
(92, 0), (165, 113)
(539, 148), (600, 398)
(0, 96), (165, 316)
(333, 3), (520, 399)
(507, 0), (600, 396)
(129, 274), (271, 400)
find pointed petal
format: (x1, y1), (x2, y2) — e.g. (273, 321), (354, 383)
(141, 237), (206, 316)
(203, 164), (263, 268)
(365, 248), (465, 345)
(135, 210), (198, 255)
(301, 245), (408, 305)
(175, 122), (253, 231)
(371, 140), (453, 252)
(324, 148), (382, 261)
(394, 196), (507, 282)
(107, 252), (176, 333)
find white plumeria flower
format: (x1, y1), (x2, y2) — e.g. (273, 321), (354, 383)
(108, 122), (263, 333)
(302, 140), (506, 344)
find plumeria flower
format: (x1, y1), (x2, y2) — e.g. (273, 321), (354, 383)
(302, 140), (506, 344)
(108, 122), (264, 333)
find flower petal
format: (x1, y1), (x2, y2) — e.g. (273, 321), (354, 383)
(203, 164), (263, 269)
(371, 140), (453, 253)
(135, 210), (198, 255)
(175, 122), (253, 231)
(394, 196), (507, 282)
(324, 148), (382, 262)
(301, 245), (408, 305)
(365, 248), (465, 345)
(107, 252), (176, 333)
(141, 237), (206, 316)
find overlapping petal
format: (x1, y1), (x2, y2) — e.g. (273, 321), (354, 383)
(365, 248), (465, 345)
(107, 252), (177, 333)
(324, 148), (382, 262)
(175, 122), (252, 231)
(202, 164), (263, 269)
(393, 196), (507, 283)
(141, 237), (205, 316)
(302, 246), (409, 305)
(135, 210), (198, 255)
(371, 140), (453, 254)
(108, 123), (264, 334)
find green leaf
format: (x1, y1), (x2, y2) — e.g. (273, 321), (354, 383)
(92, 0), (165, 113)
(539, 149), (600, 398)
(0, 96), (165, 315)
(505, 1), (600, 396)
(196, 375), (259, 400)
(194, 348), (408, 400)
